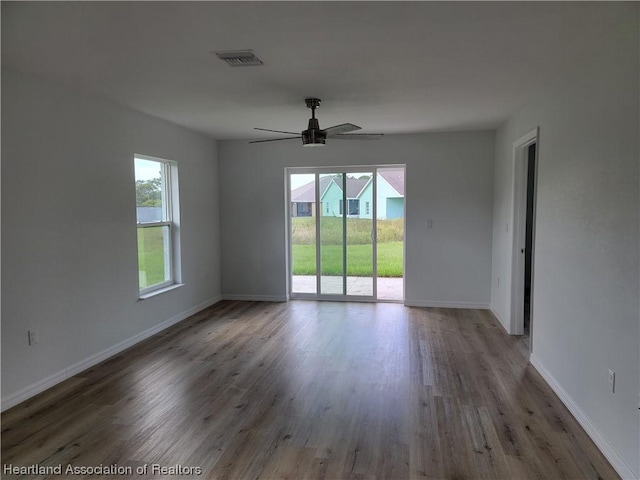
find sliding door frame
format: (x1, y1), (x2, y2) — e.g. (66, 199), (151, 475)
(287, 166), (378, 302)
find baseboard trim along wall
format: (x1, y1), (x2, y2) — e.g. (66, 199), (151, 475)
(530, 355), (637, 480)
(1, 295), (223, 412)
(222, 294), (288, 302)
(404, 300), (490, 309)
(489, 307), (509, 333)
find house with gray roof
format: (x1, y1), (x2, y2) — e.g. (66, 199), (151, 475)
(290, 171), (404, 219)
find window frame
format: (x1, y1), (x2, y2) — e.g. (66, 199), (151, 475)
(135, 154), (181, 297)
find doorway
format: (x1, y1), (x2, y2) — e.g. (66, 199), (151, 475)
(511, 128), (538, 349)
(288, 166), (405, 301)
(523, 143), (536, 339)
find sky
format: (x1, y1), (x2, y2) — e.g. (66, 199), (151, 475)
(290, 174), (315, 190)
(290, 172), (374, 190)
(135, 157), (162, 181)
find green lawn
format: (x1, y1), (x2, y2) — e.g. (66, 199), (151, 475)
(137, 227), (167, 288)
(291, 217), (404, 277)
(292, 241), (403, 277)
(137, 217), (404, 287)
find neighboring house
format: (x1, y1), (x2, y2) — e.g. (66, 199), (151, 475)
(358, 168), (405, 220)
(291, 171), (404, 219)
(290, 176), (334, 217)
(320, 176), (369, 217)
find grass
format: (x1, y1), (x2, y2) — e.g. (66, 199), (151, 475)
(137, 227), (167, 288)
(292, 242), (403, 277)
(137, 217), (404, 286)
(291, 217), (404, 277)
(291, 217), (403, 245)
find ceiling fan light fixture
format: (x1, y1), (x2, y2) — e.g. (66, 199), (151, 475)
(302, 130), (326, 147)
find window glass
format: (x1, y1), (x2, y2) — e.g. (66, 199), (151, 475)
(348, 199), (360, 215)
(135, 156), (177, 294)
(137, 225), (171, 289)
(135, 158), (164, 222)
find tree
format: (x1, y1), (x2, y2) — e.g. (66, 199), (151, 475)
(136, 178), (162, 206)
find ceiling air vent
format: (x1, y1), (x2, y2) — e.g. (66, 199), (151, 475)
(214, 50), (263, 67)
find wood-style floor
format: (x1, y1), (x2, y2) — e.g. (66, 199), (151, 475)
(2, 301), (619, 479)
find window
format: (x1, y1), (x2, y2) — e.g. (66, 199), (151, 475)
(135, 155), (181, 295)
(348, 199), (360, 216)
(339, 199), (343, 215)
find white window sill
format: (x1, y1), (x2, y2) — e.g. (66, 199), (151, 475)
(138, 283), (184, 300)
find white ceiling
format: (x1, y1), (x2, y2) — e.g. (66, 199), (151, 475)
(1, 2), (632, 140)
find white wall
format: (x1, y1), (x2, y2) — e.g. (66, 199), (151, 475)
(491, 9), (639, 478)
(1, 70), (222, 408)
(219, 131), (495, 307)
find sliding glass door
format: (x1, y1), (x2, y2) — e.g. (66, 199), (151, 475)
(318, 172), (347, 295)
(290, 167), (384, 301)
(345, 172), (374, 297)
(289, 166), (405, 301)
(314, 172), (375, 298)
(289, 173), (318, 295)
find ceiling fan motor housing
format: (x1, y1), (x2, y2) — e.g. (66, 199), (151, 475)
(302, 127), (326, 146)
(302, 115), (326, 146)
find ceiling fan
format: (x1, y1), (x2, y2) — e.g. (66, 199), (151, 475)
(250, 98), (383, 146)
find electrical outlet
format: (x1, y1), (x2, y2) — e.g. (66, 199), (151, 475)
(28, 329), (39, 346)
(607, 369), (615, 393)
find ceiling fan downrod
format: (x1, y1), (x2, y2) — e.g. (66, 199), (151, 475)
(303, 98), (325, 146)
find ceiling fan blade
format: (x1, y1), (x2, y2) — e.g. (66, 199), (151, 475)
(322, 123), (362, 136)
(333, 133), (384, 140)
(254, 127), (300, 135)
(249, 136), (301, 144)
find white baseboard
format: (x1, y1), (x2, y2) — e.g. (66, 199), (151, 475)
(1, 295), (223, 412)
(404, 300), (490, 309)
(530, 355), (638, 480)
(222, 294), (288, 302)
(490, 306), (504, 324)
(489, 306), (511, 333)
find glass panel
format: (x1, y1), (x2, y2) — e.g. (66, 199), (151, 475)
(135, 158), (164, 223)
(138, 225), (171, 290)
(319, 173), (344, 294)
(290, 173), (317, 294)
(290, 168), (402, 300)
(376, 167), (405, 300)
(346, 172), (373, 296)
